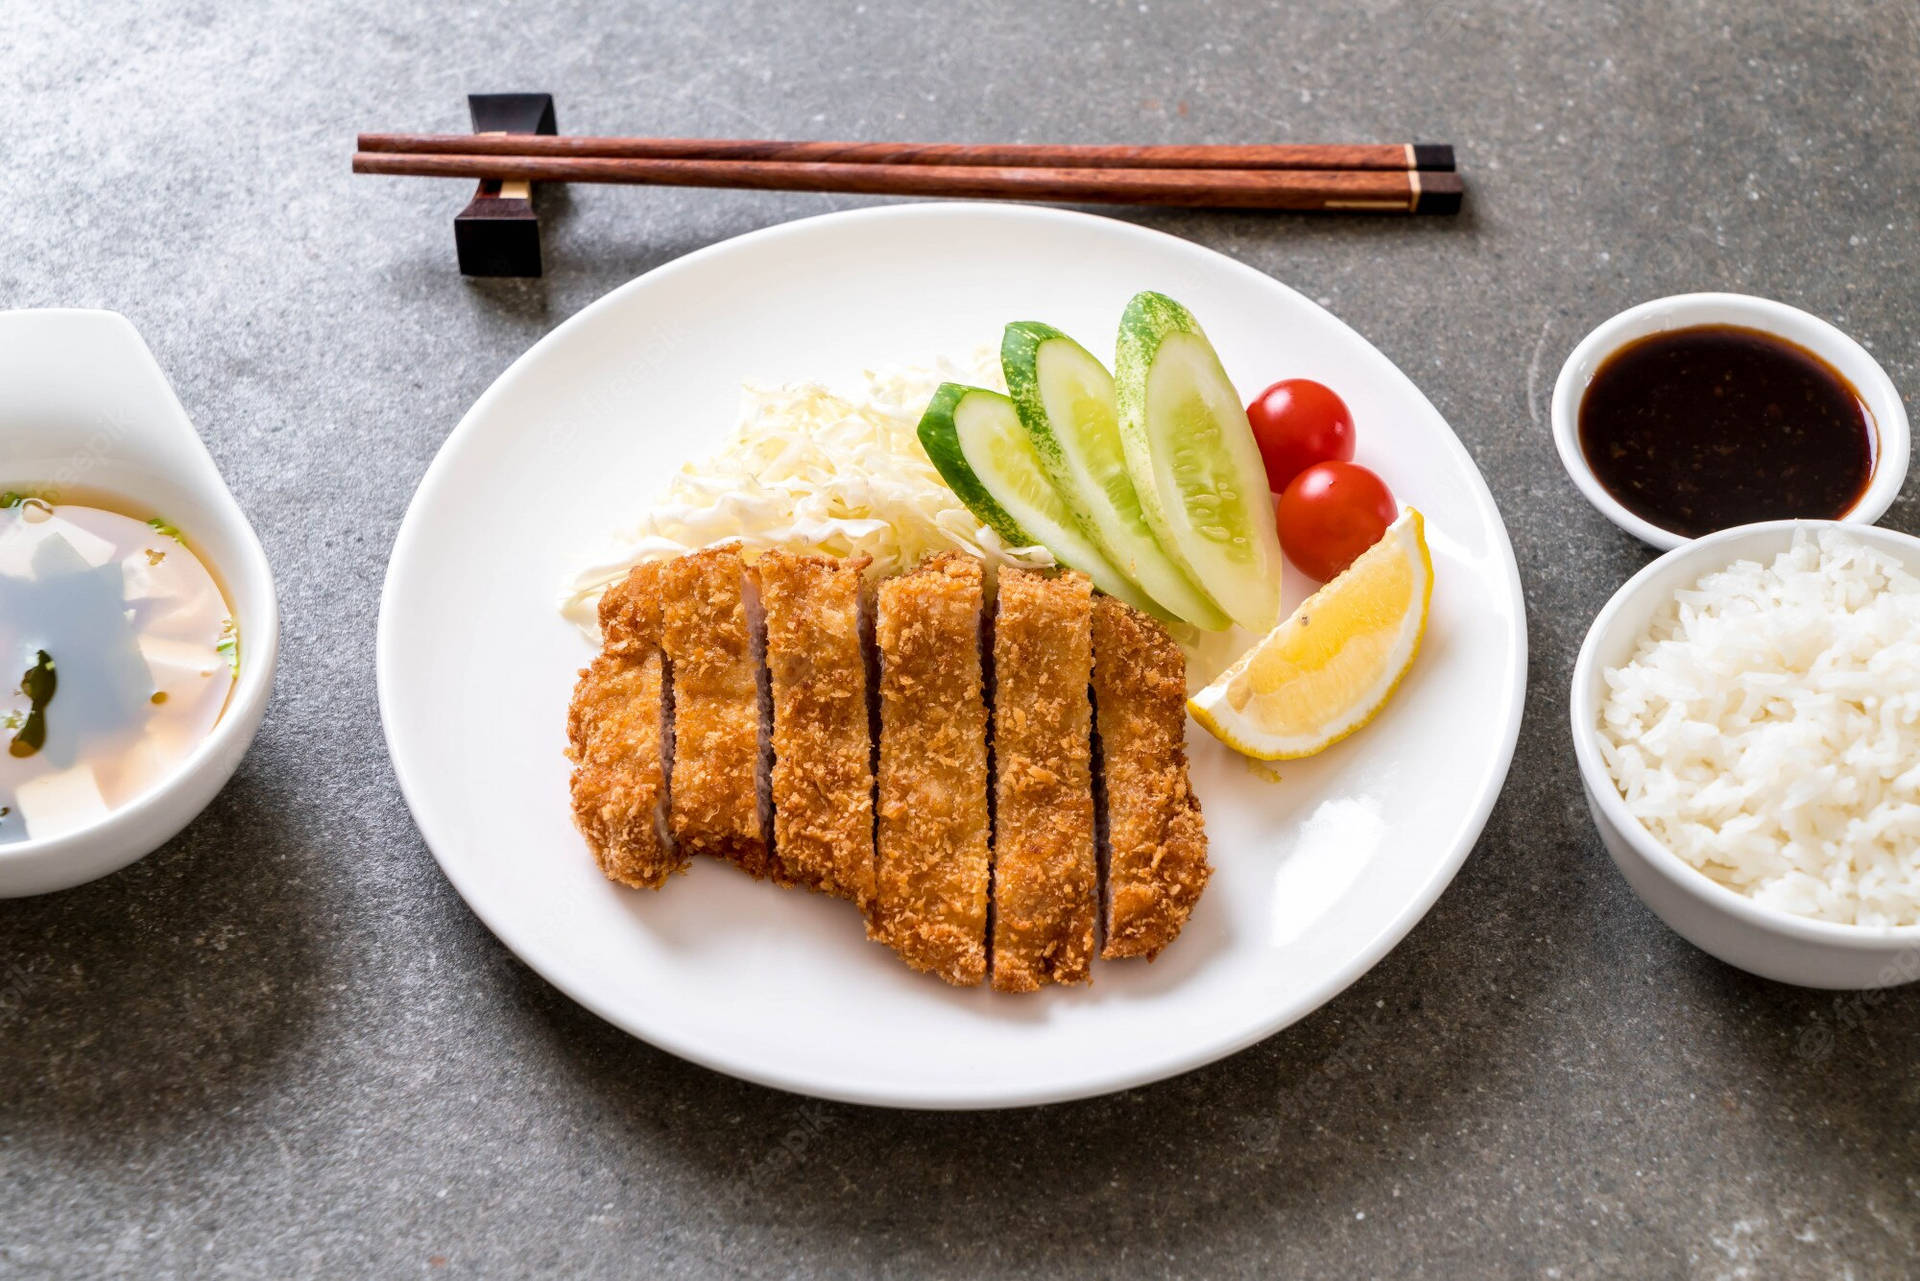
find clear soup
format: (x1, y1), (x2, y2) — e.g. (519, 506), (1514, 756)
(0, 495), (236, 845)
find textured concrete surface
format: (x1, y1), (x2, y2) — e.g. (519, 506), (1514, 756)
(4, 1), (1919, 1276)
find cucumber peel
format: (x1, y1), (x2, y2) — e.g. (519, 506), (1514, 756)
(916, 383), (1162, 616)
(1115, 292), (1285, 632)
(1001, 322), (1230, 630)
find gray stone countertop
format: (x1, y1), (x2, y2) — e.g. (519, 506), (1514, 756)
(4, 1), (1918, 1276)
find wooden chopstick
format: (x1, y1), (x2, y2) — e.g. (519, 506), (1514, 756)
(351, 151), (1463, 214)
(357, 133), (1454, 173)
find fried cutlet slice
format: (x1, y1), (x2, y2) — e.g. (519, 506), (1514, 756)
(566, 561), (686, 889)
(759, 548), (876, 905)
(660, 546), (774, 879)
(989, 568), (1097, 992)
(1092, 594), (1211, 960)
(873, 553), (990, 986)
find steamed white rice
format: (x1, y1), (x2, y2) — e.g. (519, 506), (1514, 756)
(1599, 528), (1920, 927)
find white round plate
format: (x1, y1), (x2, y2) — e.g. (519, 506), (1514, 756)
(379, 204), (1526, 1109)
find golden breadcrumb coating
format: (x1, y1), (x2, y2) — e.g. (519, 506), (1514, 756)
(1092, 594), (1211, 960)
(565, 561), (686, 889)
(989, 568), (1097, 991)
(661, 545), (772, 879)
(873, 553), (990, 986)
(759, 548), (876, 906)
(564, 547), (1212, 988)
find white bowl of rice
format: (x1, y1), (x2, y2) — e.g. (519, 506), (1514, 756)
(1571, 520), (1920, 988)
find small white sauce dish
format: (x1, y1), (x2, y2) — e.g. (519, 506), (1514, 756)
(1551, 293), (1910, 550)
(1570, 519), (1920, 988)
(0, 309), (279, 897)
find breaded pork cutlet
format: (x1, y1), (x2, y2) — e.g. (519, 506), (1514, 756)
(990, 568), (1097, 992)
(1092, 594), (1211, 959)
(758, 548), (876, 905)
(661, 545), (774, 879)
(873, 553), (991, 986)
(566, 561), (686, 889)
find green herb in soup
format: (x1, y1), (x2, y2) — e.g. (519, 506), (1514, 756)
(0, 497), (237, 844)
(8, 650), (56, 759)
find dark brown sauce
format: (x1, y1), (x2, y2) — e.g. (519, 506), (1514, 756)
(1578, 324), (1876, 538)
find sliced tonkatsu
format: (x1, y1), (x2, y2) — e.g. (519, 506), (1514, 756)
(566, 547), (1212, 989)
(758, 548), (876, 905)
(989, 568), (1097, 992)
(566, 560), (685, 889)
(1092, 594), (1211, 959)
(872, 553), (991, 987)
(660, 545), (775, 880)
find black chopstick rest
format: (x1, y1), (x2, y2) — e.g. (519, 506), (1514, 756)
(454, 93), (557, 278)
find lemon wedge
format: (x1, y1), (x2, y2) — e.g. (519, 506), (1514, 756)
(1188, 508), (1432, 760)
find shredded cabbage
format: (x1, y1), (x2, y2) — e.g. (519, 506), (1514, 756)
(561, 353), (1055, 637)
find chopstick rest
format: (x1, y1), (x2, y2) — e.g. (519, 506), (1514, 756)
(454, 93), (557, 278)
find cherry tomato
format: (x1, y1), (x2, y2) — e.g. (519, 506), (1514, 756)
(1278, 461), (1397, 582)
(1246, 379), (1356, 494)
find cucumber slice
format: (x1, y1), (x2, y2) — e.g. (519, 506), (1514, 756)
(916, 383), (1162, 616)
(1115, 292), (1284, 631)
(1002, 322), (1230, 631)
